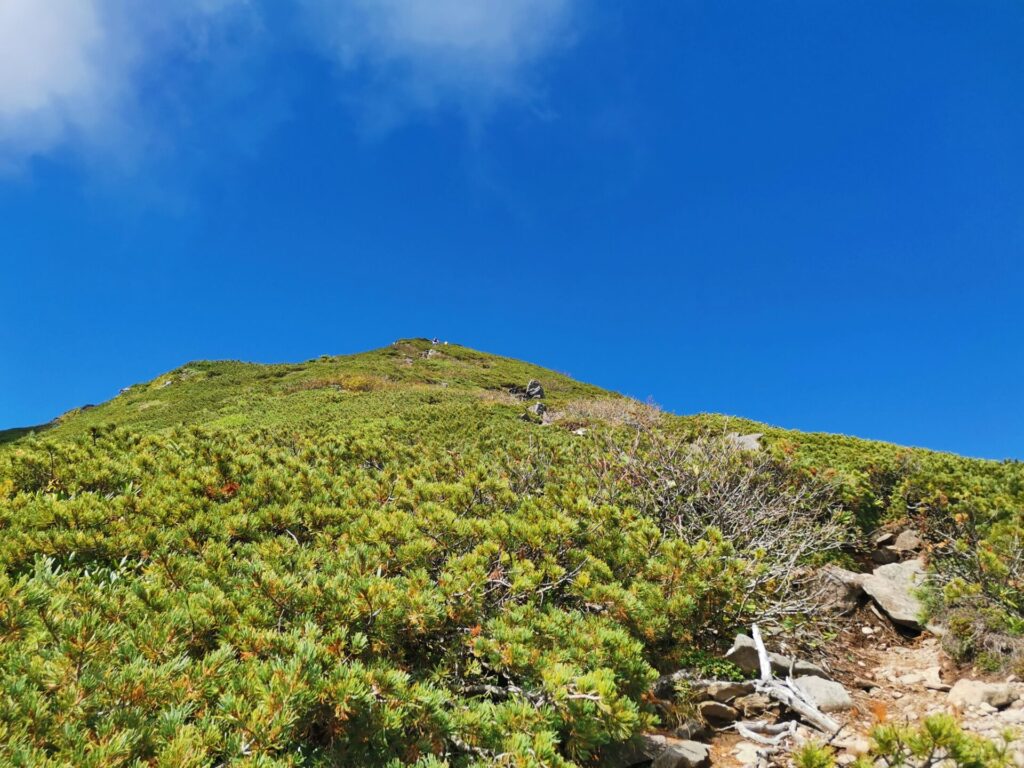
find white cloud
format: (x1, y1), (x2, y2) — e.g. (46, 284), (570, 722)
(0, 0), (249, 169)
(300, 0), (577, 125)
(0, 0), (577, 167)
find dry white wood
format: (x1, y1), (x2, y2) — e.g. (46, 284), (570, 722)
(755, 678), (840, 734)
(736, 720), (796, 745)
(748, 624), (841, 735)
(751, 623), (773, 682)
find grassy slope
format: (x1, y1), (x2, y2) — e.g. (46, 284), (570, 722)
(4, 339), (604, 442)
(10, 338), (1016, 493)
(2, 339), (1021, 766)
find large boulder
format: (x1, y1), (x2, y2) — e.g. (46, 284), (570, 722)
(861, 559), (927, 630)
(725, 634), (831, 679)
(793, 676), (854, 712)
(525, 379), (545, 399)
(948, 680), (1020, 709)
(653, 740), (711, 768)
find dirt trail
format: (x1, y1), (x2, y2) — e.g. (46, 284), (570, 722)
(709, 610), (1024, 768)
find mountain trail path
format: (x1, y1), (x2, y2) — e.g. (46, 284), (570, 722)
(707, 607), (1024, 768)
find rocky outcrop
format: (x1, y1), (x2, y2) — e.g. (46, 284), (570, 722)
(861, 558), (927, 630)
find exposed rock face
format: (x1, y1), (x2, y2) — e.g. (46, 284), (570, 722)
(725, 634), (831, 679)
(652, 740), (711, 768)
(793, 676), (854, 712)
(861, 559), (927, 630)
(948, 680), (1020, 709)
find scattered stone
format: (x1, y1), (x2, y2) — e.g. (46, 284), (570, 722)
(861, 559), (927, 630)
(871, 547), (901, 565)
(601, 734), (666, 767)
(508, 380), (545, 400)
(948, 680), (1019, 709)
(819, 566), (866, 614)
(833, 737), (871, 756)
(734, 692), (773, 716)
(733, 741), (760, 766)
(698, 700), (739, 724)
(921, 667), (951, 692)
(893, 529), (924, 553)
(875, 532), (896, 547)
(726, 432), (763, 451)
(724, 634), (831, 679)
(674, 720), (711, 741)
(836, 753), (857, 766)
(793, 676), (854, 712)
(653, 740), (711, 768)
(705, 681), (754, 702)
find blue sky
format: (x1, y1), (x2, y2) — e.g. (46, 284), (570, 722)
(1, 1), (1022, 459)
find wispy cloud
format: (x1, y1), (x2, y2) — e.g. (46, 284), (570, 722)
(0, 0), (578, 169)
(0, 0), (251, 170)
(301, 0), (577, 127)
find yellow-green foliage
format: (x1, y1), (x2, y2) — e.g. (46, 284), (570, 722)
(0, 414), (812, 766)
(796, 714), (1015, 768)
(0, 340), (1021, 765)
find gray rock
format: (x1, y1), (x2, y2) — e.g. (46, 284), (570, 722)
(734, 692), (773, 715)
(698, 700), (740, 724)
(674, 720), (711, 741)
(893, 529), (924, 553)
(948, 680), (1020, 709)
(653, 740), (711, 768)
(861, 559), (927, 630)
(724, 634), (832, 680)
(871, 547), (901, 565)
(819, 566), (866, 615)
(601, 734), (666, 767)
(875, 532), (896, 547)
(794, 676), (854, 712)
(525, 379), (544, 399)
(705, 680), (755, 702)
(726, 432), (763, 451)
